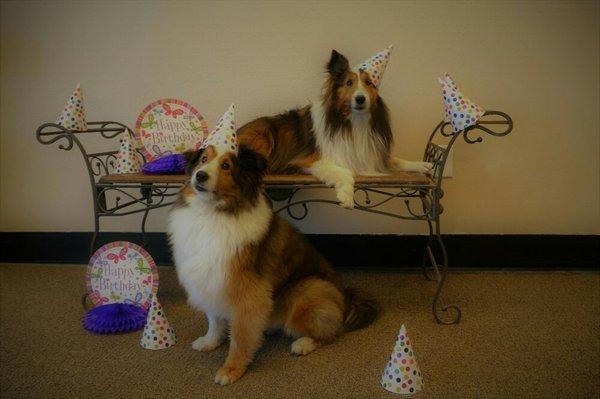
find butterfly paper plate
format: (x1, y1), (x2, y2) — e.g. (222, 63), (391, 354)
(135, 98), (209, 162)
(86, 241), (159, 309)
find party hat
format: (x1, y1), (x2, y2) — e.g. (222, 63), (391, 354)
(355, 45), (393, 88)
(140, 294), (177, 350)
(56, 83), (87, 131)
(200, 103), (237, 154)
(381, 324), (423, 395)
(114, 131), (141, 174)
(438, 73), (485, 133)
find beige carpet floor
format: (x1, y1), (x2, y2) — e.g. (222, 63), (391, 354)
(0, 264), (598, 398)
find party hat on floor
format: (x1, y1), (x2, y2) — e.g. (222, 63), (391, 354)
(438, 73), (485, 133)
(56, 83), (87, 131)
(355, 45), (393, 88)
(140, 293), (176, 350)
(200, 103), (237, 154)
(114, 130), (141, 174)
(381, 324), (423, 395)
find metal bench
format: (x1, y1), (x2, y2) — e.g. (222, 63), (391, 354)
(36, 110), (513, 324)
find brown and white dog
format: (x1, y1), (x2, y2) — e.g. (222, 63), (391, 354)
(237, 49), (432, 208)
(168, 143), (377, 385)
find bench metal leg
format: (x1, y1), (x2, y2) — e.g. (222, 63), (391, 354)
(141, 208), (150, 247)
(86, 213), (100, 309)
(429, 217), (461, 324)
(90, 214), (100, 257)
(422, 217), (441, 282)
(140, 184), (153, 248)
(420, 190), (460, 324)
(90, 184), (108, 257)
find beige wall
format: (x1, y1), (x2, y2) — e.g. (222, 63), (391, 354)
(1, 0), (598, 234)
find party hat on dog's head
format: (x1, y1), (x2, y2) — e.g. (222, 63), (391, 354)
(200, 103), (237, 154)
(114, 130), (141, 174)
(140, 293), (177, 350)
(56, 83), (87, 131)
(438, 73), (485, 133)
(381, 324), (423, 395)
(355, 45), (393, 88)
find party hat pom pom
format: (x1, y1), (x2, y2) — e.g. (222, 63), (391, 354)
(142, 153), (186, 175)
(82, 303), (148, 334)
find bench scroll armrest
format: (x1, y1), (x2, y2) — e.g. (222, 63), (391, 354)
(423, 110), (513, 184)
(36, 121), (143, 182)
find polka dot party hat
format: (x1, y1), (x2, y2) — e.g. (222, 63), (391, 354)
(355, 45), (393, 88)
(140, 293), (177, 350)
(114, 130), (141, 174)
(56, 83), (87, 131)
(381, 324), (423, 395)
(438, 73), (485, 133)
(200, 103), (237, 154)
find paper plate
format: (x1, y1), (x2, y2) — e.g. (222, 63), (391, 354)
(135, 98), (208, 162)
(86, 241), (159, 309)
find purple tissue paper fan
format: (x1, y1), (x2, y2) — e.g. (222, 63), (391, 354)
(82, 303), (148, 334)
(142, 153), (186, 175)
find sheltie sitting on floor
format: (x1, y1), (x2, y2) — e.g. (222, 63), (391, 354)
(168, 113), (377, 384)
(238, 46), (432, 208)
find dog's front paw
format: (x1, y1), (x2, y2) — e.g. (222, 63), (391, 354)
(291, 337), (318, 356)
(415, 161), (434, 174)
(392, 158), (434, 174)
(336, 185), (354, 209)
(214, 365), (246, 386)
(192, 336), (223, 352)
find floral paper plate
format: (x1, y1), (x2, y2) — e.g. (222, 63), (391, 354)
(135, 98), (208, 162)
(86, 241), (159, 309)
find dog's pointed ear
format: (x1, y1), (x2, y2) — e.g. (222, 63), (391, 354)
(327, 49), (349, 77)
(238, 145), (267, 176)
(183, 149), (202, 175)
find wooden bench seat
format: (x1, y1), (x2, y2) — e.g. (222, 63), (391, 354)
(99, 171), (433, 187)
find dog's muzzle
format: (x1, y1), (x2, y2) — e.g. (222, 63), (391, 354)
(193, 171), (209, 192)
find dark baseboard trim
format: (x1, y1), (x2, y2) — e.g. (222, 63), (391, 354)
(0, 232), (598, 270)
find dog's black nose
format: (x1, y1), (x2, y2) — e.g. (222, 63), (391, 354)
(195, 171), (208, 183)
(355, 95), (366, 105)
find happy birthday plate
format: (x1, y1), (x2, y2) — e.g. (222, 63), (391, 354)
(135, 98), (208, 162)
(86, 241), (159, 309)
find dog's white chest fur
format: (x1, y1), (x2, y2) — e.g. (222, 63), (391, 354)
(310, 100), (387, 175)
(168, 194), (271, 318)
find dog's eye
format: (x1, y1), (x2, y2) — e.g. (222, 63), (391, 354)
(365, 79), (372, 86)
(346, 79), (353, 87)
(201, 156), (208, 163)
(221, 162), (230, 170)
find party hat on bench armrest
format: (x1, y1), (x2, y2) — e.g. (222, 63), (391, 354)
(114, 130), (142, 174)
(438, 73), (485, 133)
(56, 83), (87, 131)
(355, 45), (393, 88)
(381, 324), (423, 395)
(140, 293), (177, 350)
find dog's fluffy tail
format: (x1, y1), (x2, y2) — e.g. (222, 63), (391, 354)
(343, 287), (378, 332)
